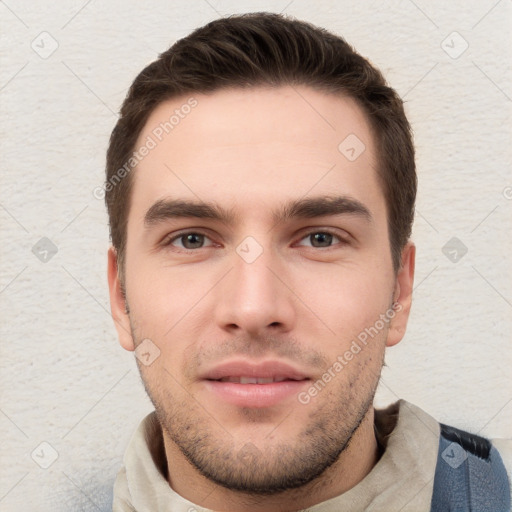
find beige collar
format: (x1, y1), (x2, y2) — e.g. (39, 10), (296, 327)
(113, 400), (440, 512)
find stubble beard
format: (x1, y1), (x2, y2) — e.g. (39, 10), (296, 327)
(132, 328), (383, 496)
(155, 386), (377, 497)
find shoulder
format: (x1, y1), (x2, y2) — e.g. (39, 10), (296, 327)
(491, 438), (512, 498)
(430, 423), (511, 512)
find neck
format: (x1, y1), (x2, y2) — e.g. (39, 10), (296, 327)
(163, 406), (379, 511)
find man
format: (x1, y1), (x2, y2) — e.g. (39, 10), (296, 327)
(105, 12), (510, 512)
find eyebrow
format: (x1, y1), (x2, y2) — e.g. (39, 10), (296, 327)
(144, 195), (372, 228)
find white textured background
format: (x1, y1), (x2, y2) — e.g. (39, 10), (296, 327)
(1, 1), (511, 510)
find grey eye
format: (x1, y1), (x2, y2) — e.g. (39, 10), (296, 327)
(298, 231), (341, 248)
(170, 232), (213, 250)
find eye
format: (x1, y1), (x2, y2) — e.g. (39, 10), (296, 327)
(296, 230), (347, 248)
(165, 232), (215, 250)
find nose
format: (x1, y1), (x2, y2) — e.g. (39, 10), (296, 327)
(213, 242), (296, 338)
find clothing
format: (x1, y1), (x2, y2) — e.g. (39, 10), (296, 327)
(113, 400), (511, 511)
(432, 423), (510, 511)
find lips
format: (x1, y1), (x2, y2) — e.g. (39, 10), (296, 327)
(200, 360), (310, 408)
(217, 376), (292, 383)
(202, 360), (310, 382)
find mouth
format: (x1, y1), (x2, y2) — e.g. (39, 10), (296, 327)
(213, 376), (306, 384)
(200, 360), (311, 408)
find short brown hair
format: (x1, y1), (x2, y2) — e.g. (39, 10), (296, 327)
(105, 12), (416, 275)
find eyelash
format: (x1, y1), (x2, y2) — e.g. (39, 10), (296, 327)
(162, 229), (349, 252)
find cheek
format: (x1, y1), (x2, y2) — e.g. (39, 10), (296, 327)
(126, 255), (197, 324)
(294, 263), (393, 340)
(125, 261), (214, 372)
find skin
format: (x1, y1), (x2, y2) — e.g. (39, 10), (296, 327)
(108, 85), (415, 511)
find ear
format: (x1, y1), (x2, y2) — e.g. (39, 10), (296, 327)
(107, 246), (135, 351)
(386, 241), (415, 347)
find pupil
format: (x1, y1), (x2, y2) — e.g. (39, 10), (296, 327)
(184, 234), (203, 248)
(313, 233), (332, 247)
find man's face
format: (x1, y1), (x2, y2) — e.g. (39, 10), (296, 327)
(108, 86), (414, 494)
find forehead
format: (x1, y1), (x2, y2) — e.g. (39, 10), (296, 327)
(129, 85), (385, 226)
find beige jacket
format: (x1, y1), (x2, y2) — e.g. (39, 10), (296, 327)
(112, 400), (450, 511)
